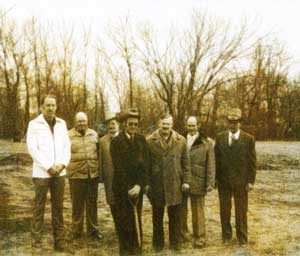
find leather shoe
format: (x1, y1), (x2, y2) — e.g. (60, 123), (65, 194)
(193, 239), (206, 248)
(89, 231), (103, 241)
(54, 241), (74, 254)
(222, 238), (232, 245)
(181, 232), (190, 242)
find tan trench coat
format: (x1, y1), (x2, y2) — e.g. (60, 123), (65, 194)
(147, 129), (191, 206)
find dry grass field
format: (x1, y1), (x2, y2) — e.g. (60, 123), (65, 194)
(0, 141), (299, 255)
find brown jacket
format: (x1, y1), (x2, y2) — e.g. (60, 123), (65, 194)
(67, 128), (99, 179)
(147, 129), (191, 206)
(188, 135), (215, 195)
(99, 134), (115, 205)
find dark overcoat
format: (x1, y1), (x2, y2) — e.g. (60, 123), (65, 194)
(110, 131), (150, 233)
(215, 130), (256, 188)
(147, 129), (191, 207)
(188, 136), (215, 195)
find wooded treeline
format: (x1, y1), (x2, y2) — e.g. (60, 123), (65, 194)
(1, 10), (300, 140)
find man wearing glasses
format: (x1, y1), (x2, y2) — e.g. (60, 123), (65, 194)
(110, 108), (150, 256)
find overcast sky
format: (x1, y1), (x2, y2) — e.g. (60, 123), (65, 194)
(1, 0), (300, 112)
(1, 0), (299, 69)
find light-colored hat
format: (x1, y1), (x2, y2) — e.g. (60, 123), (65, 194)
(104, 111), (117, 123)
(227, 108), (242, 121)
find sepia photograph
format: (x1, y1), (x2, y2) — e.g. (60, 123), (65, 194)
(0, 0), (299, 255)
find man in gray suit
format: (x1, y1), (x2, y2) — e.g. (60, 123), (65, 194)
(99, 113), (119, 223)
(215, 108), (256, 247)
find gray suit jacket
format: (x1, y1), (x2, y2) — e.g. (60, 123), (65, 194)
(99, 134), (115, 205)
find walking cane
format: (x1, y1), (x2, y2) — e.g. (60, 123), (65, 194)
(129, 195), (142, 249)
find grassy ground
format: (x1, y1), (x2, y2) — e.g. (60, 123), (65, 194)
(0, 141), (299, 255)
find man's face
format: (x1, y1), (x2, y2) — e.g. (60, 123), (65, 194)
(159, 117), (173, 136)
(75, 114), (88, 133)
(41, 97), (57, 120)
(187, 117), (198, 135)
(227, 120), (240, 133)
(107, 120), (119, 136)
(125, 117), (139, 136)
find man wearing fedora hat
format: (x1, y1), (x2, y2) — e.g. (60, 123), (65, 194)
(110, 108), (150, 255)
(99, 112), (119, 226)
(215, 108), (256, 247)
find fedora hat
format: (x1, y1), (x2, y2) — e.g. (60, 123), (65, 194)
(104, 111), (117, 123)
(227, 108), (242, 121)
(117, 108), (141, 122)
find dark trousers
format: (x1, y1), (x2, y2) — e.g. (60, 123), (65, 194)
(181, 194), (189, 235)
(218, 185), (248, 244)
(114, 195), (143, 256)
(152, 203), (182, 251)
(32, 176), (65, 243)
(69, 178), (99, 237)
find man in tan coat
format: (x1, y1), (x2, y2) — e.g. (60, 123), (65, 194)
(147, 114), (191, 252)
(68, 112), (102, 240)
(99, 113), (119, 223)
(181, 116), (215, 248)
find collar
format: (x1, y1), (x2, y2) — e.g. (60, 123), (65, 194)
(37, 114), (63, 124)
(125, 131), (133, 140)
(149, 129), (181, 142)
(187, 131), (199, 139)
(71, 128), (94, 137)
(110, 132), (119, 138)
(229, 130), (240, 139)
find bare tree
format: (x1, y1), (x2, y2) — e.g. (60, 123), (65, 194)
(138, 12), (254, 132)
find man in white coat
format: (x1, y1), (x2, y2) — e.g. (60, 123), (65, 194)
(26, 94), (71, 252)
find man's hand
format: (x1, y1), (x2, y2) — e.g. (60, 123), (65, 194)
(246, 183), (254, 192)
(47, 167), (59, 177)
(206, 185), (214, 193)
(181, 183), (190, 193)
(128, 185), (141, 199)
(54, 164), (65, 173)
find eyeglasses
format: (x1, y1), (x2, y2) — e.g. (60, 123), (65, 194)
(127, 122), (139, 127)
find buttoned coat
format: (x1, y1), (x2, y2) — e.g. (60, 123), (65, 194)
(99, 134), (115, 205)
(147, 129), (191, 207)
(110, 131), (150, 236)
(188, 136), (215, 195)
(215, 130), (256, 188)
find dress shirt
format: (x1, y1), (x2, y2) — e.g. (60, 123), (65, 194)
(228, 130), (240, 146)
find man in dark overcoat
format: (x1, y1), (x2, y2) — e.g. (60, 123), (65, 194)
(110, 108), (150, 256)
(215, 108), (256, 247)
(147, 114), (191, 252)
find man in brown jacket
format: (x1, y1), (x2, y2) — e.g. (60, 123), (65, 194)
(181, 116), (215, 248)
(147, 114), (191, 252)
(215, 108), (256, 247)
(68, 112), (102, 240)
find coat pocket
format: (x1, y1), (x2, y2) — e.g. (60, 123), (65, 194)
(191, 164), (205, 178)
